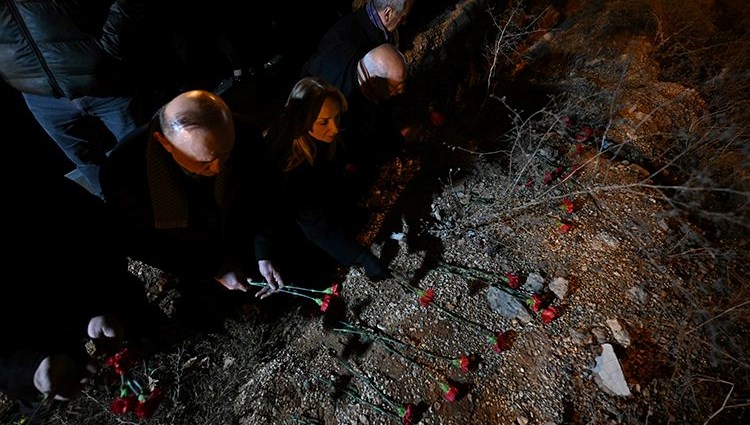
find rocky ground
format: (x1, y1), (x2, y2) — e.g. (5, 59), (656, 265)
(2, 0), (749, 424)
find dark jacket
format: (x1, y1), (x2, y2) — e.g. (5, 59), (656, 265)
(266, 131), (369, 268)
(301, 6), (388, 98)
(0, 0), (153, 98)
(301, 5), (403, 175)
(100, 114), (273, 280)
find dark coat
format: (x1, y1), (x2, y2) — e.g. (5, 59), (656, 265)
(300, 6), (403, 175)
(100, 114), (273, 280)
(266, 133), (369, 269)
(0, 0), (150, 98)
(301, 6), (387, 98)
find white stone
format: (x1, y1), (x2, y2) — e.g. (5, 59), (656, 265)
(592, 343), (631, 396)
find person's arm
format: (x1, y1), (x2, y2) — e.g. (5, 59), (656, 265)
(296, 209), (390, 281)
(100, 0), (147, 60)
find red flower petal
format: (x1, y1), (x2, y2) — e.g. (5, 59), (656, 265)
(111, 395), (137, 415)
(135, 387), (166, 419)
(418, 288), (435, 307)
(319, 295), (332, 312)
(529, 294), (543, 313)
(490, 332), (510, 353)
(443, 386), (459, 402)
(562, 198), (574, 214)
(401, 403), (415, 425)
(541, 306), (558, 324)
(504, 273), (520, 289)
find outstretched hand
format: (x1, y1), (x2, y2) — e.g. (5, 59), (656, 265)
(87, 315), (124, 350)
(215, 269), (249, 292)
(255, 260), (285, 299)
(34, 354), (93, 401)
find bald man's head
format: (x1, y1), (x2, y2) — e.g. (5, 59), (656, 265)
(155, 90), (235, 176)
(358, 44), (407, 103)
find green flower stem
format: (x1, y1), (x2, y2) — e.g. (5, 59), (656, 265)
(489, 282), (529, 302)
(390, 272), (424, 296)
(337, 358), (407, 414)
(380, 341), (445, 385)
(430, 300), (495, 335)
(125, 376), (143, 396)
(436, 262), (528, 301)
(335, 322), (455, 362)
(24, 393), (54, 424)
(436, 261), (507, 282)
(245, 280), (322, 302)
(287, 414), (324, 425)
(389, 272), (501, 344)
(314, 376), (400, 421)
(276, 288), (317, 300)
(246, 280), (333, 295)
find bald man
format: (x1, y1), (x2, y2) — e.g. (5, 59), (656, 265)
(357, 43), (407, 104)
(101, 90), (285, 323)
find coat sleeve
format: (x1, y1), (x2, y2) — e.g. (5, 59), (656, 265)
(101, 0), (147, 60)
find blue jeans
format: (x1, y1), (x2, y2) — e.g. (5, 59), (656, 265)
(23, 93), (139, 198)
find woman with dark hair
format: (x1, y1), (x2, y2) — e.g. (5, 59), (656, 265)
(264, 77), (390, 290)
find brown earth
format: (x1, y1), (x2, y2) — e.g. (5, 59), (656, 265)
(2, 0), (749, 424)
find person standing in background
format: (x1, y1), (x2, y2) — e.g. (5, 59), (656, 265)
(0, 0), (180, 198)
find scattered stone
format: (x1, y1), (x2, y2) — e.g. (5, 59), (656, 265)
(628, 286), (648, 303)
(605, 318), (631, 347)
(592, 343), (632, 396)
(523, 272), (545, 292)
(390, 232), (406, 241)
(549, 277), (569, 299)
(488, 287), (533, 323)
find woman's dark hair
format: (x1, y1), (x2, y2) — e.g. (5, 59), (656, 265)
(267, 77), (347, 171)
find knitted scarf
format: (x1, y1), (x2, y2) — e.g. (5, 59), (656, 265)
(146, 137), (230, 229)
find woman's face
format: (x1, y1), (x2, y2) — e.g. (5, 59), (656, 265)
(308, 97), (342, 143)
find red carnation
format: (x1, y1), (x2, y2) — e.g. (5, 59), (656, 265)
(451, 355), (472, 372)
(488, 332), (510, 353)
(528, 294), (543, 313)
(135, 387), (166, 419)
(558, 222), (572, 233)
(400, 403), (415, 425)
(541, 306), (559, 324)
(504, 273), (520, 289)
(439, 382), (459, 402)
(111, 395), (137, 415)
(318, 295), (332, 312)
(418, 288), (435, 307)
(328, 283), (341, 296)
(561, 198), (574, 214)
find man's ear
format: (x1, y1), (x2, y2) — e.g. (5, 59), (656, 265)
(153, 131), (173, 153)
(382, 7), (394, 23)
